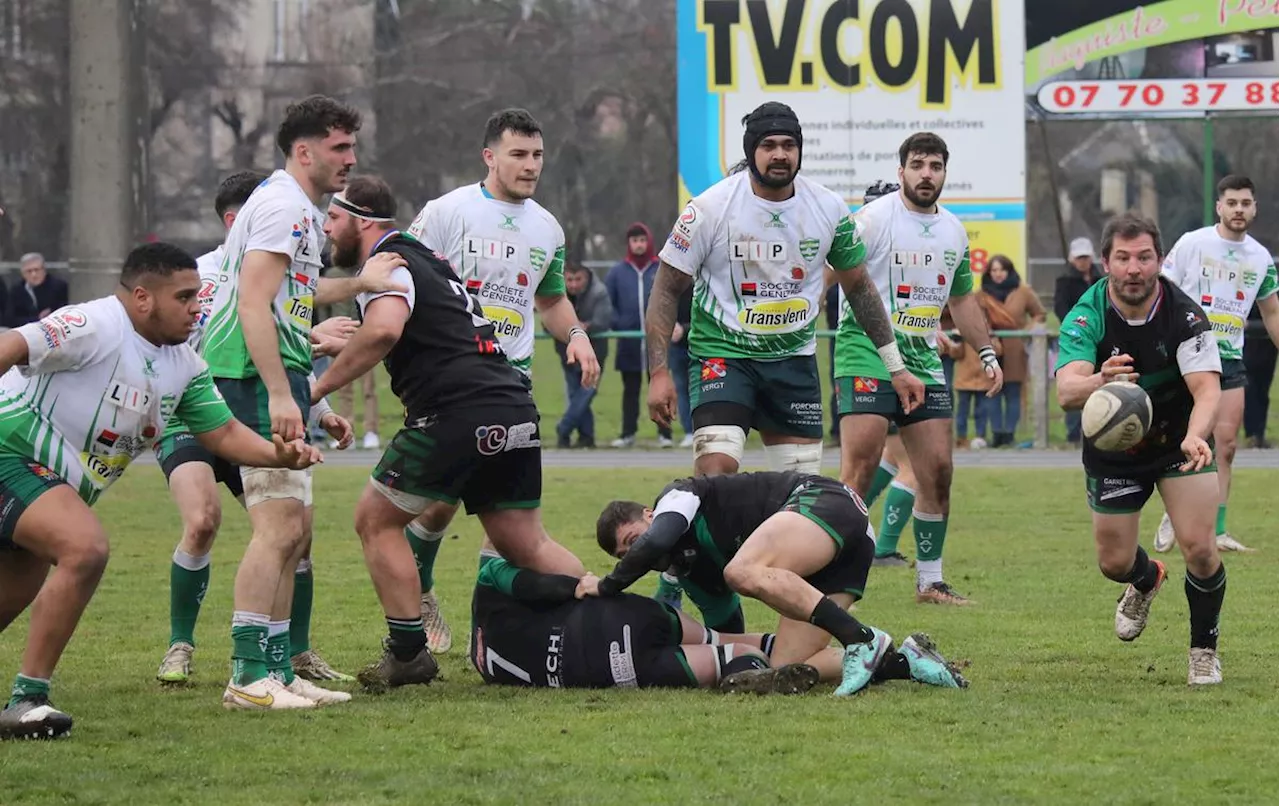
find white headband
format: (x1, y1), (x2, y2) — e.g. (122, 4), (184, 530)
(330, 191), (395, 222)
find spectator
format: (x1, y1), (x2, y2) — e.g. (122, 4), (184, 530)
(314, 262), (380, 450)
(605, 222), (672, 448)
(668, 284), (696, 447)
(10, 252), (69, 327)
(554, 264), (612, 449)
(949, 298), (1006, 448)
(982, 254), (1046, 447)
(1053, 237), (1105, 446)
(1243, 301), (1277, 449)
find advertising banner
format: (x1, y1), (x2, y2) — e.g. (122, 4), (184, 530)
(677, 0), (1028, 272)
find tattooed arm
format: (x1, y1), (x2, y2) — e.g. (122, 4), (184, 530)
(646, 262), (694, 426)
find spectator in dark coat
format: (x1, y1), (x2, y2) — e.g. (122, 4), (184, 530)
(554, 264), (612, 448)
(10, 253), (70, 327)
(604, 222), (672, 447)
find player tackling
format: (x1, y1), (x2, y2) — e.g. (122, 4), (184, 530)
(1153, 174), (1278, 554)
(1056, 211), (1226, 686)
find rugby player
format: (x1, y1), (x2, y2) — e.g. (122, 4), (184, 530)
(155, 170), (358, 685)
(590, 471), (970, 696)
(645, 101), (923, 478)
(201, 95), (409, 710)
(402, 108), (600, 655)
(1154, 174), (1277, 554)
(834, 133), (1003, 606)
(0, 243), (321, 739)
(1056, 211), (1226, 686)
(312, 175), (585, 693)
(466, 552), (818, 694)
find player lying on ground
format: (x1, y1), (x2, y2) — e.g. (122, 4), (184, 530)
(463, 552), (815, 695)
(589, 471), (968, 697)
(313, 175), (585, 694)
(1056, 211), (1227, 686)
(0, 243), (321, 740)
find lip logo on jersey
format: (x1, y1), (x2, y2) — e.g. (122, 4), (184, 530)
(798, 238), (820, 261)
(730, 241), (787, 264)
(737, 297), (810, 333)
(107, 380), (153, 415)
(853, 377), (879, 393)
(481, 305), (525, 339)
(701, 358), (727, 381)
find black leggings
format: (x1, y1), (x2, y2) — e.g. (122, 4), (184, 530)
(621, 371), (672, 439)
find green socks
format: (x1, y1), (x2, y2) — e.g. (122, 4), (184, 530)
(290, 559), (314, 657)
(875, 482), (916, 557)
(8, 674), (49, 708)
(169, 549), (210, 647)
(230, 613), (270, 687)
(914, 511), (949, 587)
(266, 621), (294, 685)
(866, 460), (898, 507)
(1215, 504), (1227, 536)
(405, 522), (444, 594)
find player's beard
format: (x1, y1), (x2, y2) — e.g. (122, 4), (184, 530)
(903, 180), (942, 209)
(1222, 215), (1250, 234)
(331, 234), (361, 269)
(1110, 274), (1158, 307)
(152, 309), (195, 346)
(757, 160), (797, 189)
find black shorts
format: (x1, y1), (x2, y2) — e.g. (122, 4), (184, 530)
(1085, 456), (1219, 514)
(153, 431), (244, 499)
(561, 595), (696, 689)
(836, 377), (953, 427)
(372, 405), (542, 515)
(1221, 358), (1247, 391)
(782, 476), (876, 599)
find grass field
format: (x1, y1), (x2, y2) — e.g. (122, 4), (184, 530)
(1, 465), (1276, 804)
(338, 338), (1280, 450)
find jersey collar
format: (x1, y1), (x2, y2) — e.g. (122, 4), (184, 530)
(1108, 278), (1164, 325)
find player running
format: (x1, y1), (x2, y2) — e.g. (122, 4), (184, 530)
(834, 133), (1003, 606)
(645, 101), (922, 478)
(201, 95), (409, 711)
(1057, 211), (1226, 686)
(402, 108), (600, 656)
(462, 551), (817, 694)
(312, 175), (586, 693)
(1154, 174), (1278, 554)
(589, 471), (969, 697)
(153, 170), (361, 686)
(0, 243), (321, 740)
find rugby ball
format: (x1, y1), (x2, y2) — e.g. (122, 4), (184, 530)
(1082, 381), (1152, 452)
